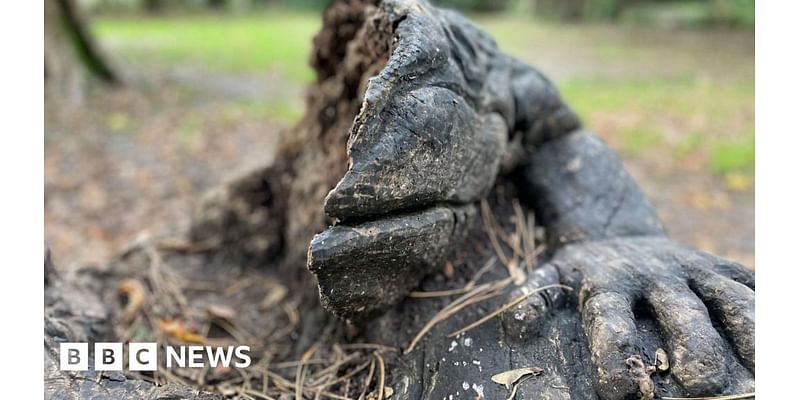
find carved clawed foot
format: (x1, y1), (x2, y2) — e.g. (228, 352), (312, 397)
(503, 239), (755, 399)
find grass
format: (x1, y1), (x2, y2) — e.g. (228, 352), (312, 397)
(94, 11), (321, 82)
(470, 15), (754, 177)
(557, 77), (754, 175)
(710, 134), (755, 175)
(94, 10), (754, 177)
(619, 128), (663, 155)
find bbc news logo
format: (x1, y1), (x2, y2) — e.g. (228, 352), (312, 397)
(59, 342), (252, 371)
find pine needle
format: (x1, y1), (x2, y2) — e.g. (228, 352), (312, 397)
(296, 345), (318, 400)
(375, 352), (386, 400)
(404, 277), (511, 353)
(447, 284), (573, 338)
(409, 258), (496, 298)
(481, 200), (510, 267)
(358, 358), (376, 400)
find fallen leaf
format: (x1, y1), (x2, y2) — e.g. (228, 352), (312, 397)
(260, 284), (288, 309)
(508, 260), (526, 286)
(655, 348), (669, 372)
(118, 279), (146, 324)
(157, 319), (205, 344)
(366, 386), (394, 400)
(206, 304), (237, 321)
(725, 172), (752, 192)
(443, 261), (455, 280)
(491, 366), (543, 390)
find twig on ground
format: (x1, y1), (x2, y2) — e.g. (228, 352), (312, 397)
(405, 277), (512, 353)
(358, 358), (376, 400)
(375, 352), (386, 400)
(447, 284), (573, 337)
(409, 258), (498, 298)
(481, 200), (510, 268)
(296, 345), (318, 400)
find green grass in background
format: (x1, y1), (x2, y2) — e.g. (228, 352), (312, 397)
(95, 12), (320, 82)
(94, 11), (753, 178)
(710, 134), (755, 174)
(619, 128), (663, 155)
(558, 77), (754, 175)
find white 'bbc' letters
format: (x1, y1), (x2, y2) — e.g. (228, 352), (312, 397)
(59, 342), (88, 371)
(94, 342), (124, 371)
(128, 342), (158, 371)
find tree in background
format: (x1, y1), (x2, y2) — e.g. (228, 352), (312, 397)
(44, 0), (119, 103)
(433, 0), (510, 13)
(143, 0), (163, 13)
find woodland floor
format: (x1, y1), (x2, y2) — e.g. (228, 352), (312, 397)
(44, 12), (755, 271)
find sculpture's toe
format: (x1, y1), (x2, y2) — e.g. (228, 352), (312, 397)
(582, 291), (652, 400)
(645, 280), (730, 396)
(687, 268), (755, 372)
(501, 263), (565, 339)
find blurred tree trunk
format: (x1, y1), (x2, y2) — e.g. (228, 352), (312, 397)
(562, 0), (586, 20)
(534, 0), (587, 21)
(610, 0), (638, 19)
(208, 0), (228, 10)
(710, 0), (741, 26)
(143, 0), (163, 14)
(44, 0), (119, 103)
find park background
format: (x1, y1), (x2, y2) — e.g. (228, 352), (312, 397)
(44, 0), (755, 270)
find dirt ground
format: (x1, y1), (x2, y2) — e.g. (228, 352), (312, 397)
(45, 68), (289, 269)
(44, 19), (754, 271)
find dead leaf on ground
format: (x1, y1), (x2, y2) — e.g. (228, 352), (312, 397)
(443, 261), (455, 280)
(206, 304), (236, 322)
(366, 386), (394, 399)
(508, 260), (526, 286)
(260, 284), (288, 310)
(157, 319), (206, 344)
(206, 304), (237, 321)
(118, 278), (146, 324)
(655, 348), (670, 372)
(725, 172), (752, 192)
(490, 366), (543, 390)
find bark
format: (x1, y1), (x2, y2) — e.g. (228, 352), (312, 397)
(208, 0), (228, 9)
(143, 0), (164, 14)
(44, 0), (119, 103)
